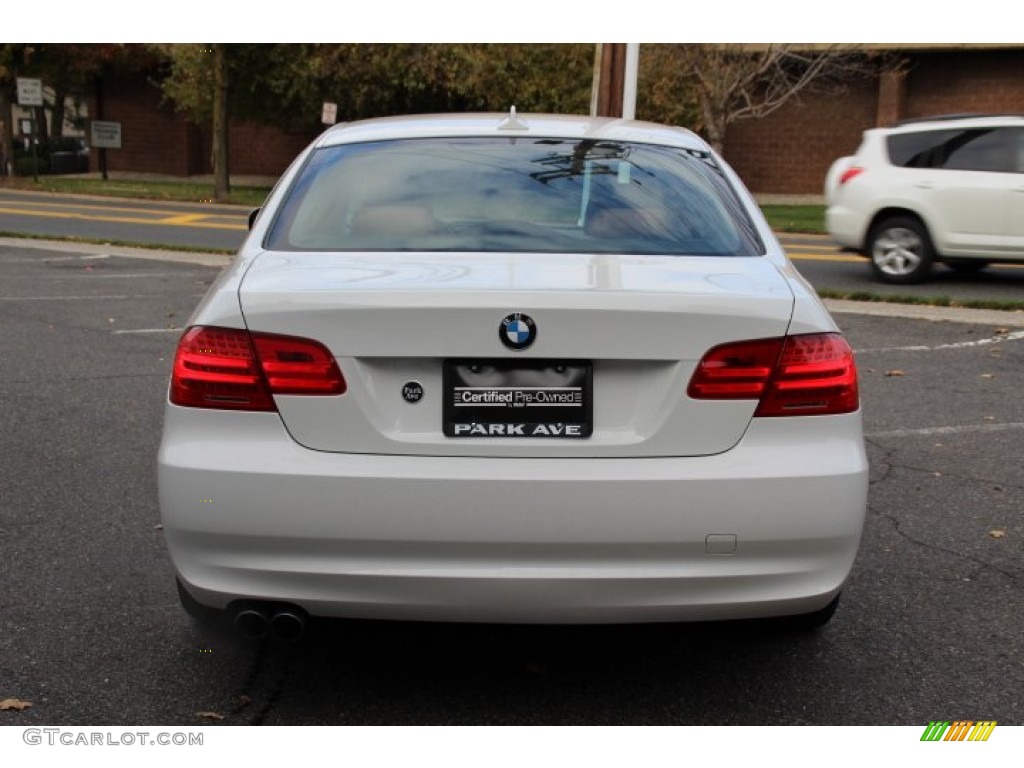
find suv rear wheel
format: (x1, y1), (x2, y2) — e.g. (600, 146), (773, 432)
(868, 216), (934, 284)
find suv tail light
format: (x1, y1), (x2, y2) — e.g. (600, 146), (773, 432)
(688, 333), (858, 417)
(170, 326), (346, 411)
(839, 166), (864, 185)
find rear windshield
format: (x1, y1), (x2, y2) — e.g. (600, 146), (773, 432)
(265, 137), (764, 256)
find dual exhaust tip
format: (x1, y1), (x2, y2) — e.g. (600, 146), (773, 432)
(233, 606), (307, 642)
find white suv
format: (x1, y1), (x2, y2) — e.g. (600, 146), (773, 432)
(825, 115), (1024, 283)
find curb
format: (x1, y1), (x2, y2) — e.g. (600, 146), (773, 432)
(824, 299), (1024, 328)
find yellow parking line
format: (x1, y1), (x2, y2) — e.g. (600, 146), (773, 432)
(0, 206), (246, 231)
(159, 213), (214, 225)
(0, 197), (244, 219)
(788, 252), (864, 263)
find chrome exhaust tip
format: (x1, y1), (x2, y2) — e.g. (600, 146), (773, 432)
(233, 609), (270, 640)
(269, 610), (306, 642)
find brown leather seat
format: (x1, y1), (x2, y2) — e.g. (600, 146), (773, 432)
(350, 205), (436, 236)
(585, 208), (670, 239)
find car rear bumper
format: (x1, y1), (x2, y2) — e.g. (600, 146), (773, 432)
(158, 407), (868, 624)
(825, 205), (868, 251)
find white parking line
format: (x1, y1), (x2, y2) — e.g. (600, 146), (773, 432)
(111, 328), (181, 334)
(77, 273), (185, 279)
(868, 423), (1024, 439)
(856, 330), (1024, 354)
(3, 253), (112, 263)
(0, 294), (165, 301)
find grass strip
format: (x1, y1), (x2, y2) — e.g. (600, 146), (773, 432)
(816, 288), (1024, 313)
(1, 177), (269, 208)
(759, 205), (826, 234)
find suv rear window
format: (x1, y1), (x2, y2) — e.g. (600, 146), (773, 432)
(266, 137), (764, 256)
(887, 127), (1019, 173)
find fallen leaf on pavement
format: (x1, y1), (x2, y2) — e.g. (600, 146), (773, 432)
(0, 698), (33, 711)
(885, 370), (905, 377)
(993, 327), (1010, 336)
(989, 530), (1006, 539)
(196, 711), (225, 721)
(980, 373), (995, 379)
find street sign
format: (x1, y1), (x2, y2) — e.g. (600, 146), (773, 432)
(90, 121), (122, 150)
(321, 102), (338, 125)
(16, 78), (43, 107)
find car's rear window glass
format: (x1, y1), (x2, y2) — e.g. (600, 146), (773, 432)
(265, 137), (764, 256)
(887, 128), (1018, 173)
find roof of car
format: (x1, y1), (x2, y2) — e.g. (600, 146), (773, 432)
(315, 112), (708, 151)
(883, 114), (1024, 132)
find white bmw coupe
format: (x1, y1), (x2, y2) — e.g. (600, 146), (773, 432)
(159, 112), (867, 639)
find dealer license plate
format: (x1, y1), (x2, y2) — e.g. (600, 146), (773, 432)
(443, 359), (592, 438)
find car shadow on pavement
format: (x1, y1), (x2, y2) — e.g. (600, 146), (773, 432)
(183, 616), (839, 725)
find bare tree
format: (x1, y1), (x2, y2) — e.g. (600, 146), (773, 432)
(678, 44), (877, 154)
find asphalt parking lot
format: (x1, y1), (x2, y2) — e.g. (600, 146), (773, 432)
(0, 242), (1021, 725)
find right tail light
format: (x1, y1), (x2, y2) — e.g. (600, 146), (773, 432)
(687, 333), (858, 417)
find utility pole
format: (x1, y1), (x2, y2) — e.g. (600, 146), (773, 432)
(94, 73), (108, 181)
(590, 44), (639, 119)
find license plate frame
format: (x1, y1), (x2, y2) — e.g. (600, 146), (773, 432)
(443, 359), (593, 438)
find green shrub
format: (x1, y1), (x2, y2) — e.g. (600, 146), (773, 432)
(14, 156), (50, 176)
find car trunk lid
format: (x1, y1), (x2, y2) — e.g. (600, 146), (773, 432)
(238, 251), (795, 457)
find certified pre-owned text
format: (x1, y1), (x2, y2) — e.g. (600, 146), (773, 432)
(455, 388), (582, 406)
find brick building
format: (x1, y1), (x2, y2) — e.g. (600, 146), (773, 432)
(87, 68), (313, 179)
(726, 44), (1024, 194)
(87, 44), (1024, 194)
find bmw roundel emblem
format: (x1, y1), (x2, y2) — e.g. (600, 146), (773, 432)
(500, 313), (536, 350)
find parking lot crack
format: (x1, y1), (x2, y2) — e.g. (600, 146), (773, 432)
(865, 438), (895, 486)
(885, 460), (1024, 494)
(868, 504), (1020, 583)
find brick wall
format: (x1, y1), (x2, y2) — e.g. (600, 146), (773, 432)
(905, 51), (1024, 117)
(88, 71), (196, 175)
(88, 71), (317, 179)
(725, 79), (877, 194)
(195, 121), (315, 178)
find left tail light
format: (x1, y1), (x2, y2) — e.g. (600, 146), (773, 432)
(170, 326), (346, 411)
(838, 166), (864, 186)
